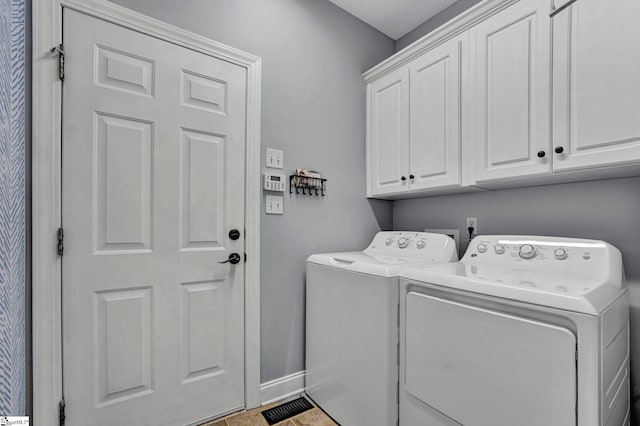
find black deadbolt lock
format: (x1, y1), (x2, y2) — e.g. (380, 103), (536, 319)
(229, 229), (241, 240)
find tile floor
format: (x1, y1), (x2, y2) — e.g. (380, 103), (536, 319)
(200, 396), (338, 426)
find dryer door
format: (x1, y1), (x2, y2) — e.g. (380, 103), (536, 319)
(405, 292), (576, 426)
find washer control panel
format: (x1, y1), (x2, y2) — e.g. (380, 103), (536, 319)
(463, 235), (621, 277)
(459, 235), (624, 292)
(366, 231), (458, 260)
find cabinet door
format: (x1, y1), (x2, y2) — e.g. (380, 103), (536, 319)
(470, 0), (551, 182)
(367, 67), (410, 197)
(408, 35), (465, 191)
(552, 0), (640, 172)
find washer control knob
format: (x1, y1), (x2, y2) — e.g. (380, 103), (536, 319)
(398, 237), (409, 249)
(416, 240), (426, 249)
(554, 248), (568, 260)
(385, 238), (393, 246)
(477, 243), (488, 253)
(494, 244), (505, 254)
(519, 244), (537, 259)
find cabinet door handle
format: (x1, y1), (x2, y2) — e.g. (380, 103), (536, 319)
(537, 151), (546, 158)
(401, 176), (407, 181)
(409, 174), (415, 179)
(554, 146), (565, 154)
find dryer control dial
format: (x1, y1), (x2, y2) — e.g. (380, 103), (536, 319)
(398, 238), (409, 249)
(385, 238), (393, 246)
(554, 248), (568, 260)
(477, 243), (488, 253)
(519, 244), (537, 259)
(494, 244), (505, 254)
(416, 240), (426, 249)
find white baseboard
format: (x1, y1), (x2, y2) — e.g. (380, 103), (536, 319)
(260, 370), (306, 406)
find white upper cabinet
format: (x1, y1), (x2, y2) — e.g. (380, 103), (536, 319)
(469, 0), (551, 182)
(364, 0), (640, 198)
(409, 36), (465, 192)
(552, 0), (640, 172)
(367, 35), (465, 198)
(367, 66), (410, 196)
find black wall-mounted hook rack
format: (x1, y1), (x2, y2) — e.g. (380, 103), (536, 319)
(290, 174), (326, 196)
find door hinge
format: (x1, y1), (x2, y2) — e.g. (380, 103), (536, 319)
(50, 44), (65, 81)
(57, 227), (64, 256)
(58, 397), (66, 426)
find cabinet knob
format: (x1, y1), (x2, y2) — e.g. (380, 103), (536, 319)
(537, 150), (546, 158)
(554, 146), (564, 154)
(401, 176), (407, 181)
(409, 174), (415, 179)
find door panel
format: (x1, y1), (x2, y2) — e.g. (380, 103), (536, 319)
(409, 36), (464, 191)
(471, 0), (551, 182)
(95, 113), (153, 253)
(552, 0), (640, 171)
(62, 8), (246, 425)
(368, 67), (409, 196)
(95, 288), (153, 407)
(405, 292), (577, 426)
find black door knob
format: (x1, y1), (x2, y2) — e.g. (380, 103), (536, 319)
(537, 150), (546, 158)
(401, 176), (407, 181)
(554, 146), (564, 154)
(409, 174), (415, 179)
(229, 229), (241, 240)
(219, 253), (242, 265)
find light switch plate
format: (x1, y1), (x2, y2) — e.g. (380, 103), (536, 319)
(266, 148), (284, 169)
(266, 195), (284, 214)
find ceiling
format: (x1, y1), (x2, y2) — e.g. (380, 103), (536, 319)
(326, 0), (459, 40)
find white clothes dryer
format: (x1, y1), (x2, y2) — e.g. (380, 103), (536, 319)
(306, 231), (457, 426)
(399, 235), (629, 426)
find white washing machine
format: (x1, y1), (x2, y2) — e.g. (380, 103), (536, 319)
(305, 231), (458, 426)
(399, 235), (630, 426)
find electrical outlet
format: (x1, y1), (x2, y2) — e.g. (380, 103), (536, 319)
(466, 217), (478, 232)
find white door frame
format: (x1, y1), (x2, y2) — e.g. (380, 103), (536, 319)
(32, 0), (262, 424)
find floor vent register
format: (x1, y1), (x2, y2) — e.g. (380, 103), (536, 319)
(261, 397), (314, 425)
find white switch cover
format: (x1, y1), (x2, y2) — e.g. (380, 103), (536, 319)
(266, 195), (284, 214)
(266, 148), (284, 169)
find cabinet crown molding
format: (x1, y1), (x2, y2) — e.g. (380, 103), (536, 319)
(363, 0), (519, 83)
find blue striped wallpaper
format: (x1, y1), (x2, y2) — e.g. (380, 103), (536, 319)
(0, 0), (26, 416)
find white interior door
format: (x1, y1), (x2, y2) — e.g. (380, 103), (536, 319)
(62, 8), (247, 425)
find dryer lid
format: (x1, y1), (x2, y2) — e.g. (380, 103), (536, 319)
(307, 251), (448, 278)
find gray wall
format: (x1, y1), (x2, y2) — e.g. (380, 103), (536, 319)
(395, 0), (482, 51)
(107, 0), (395, 382)
(393, 176), (640, 419)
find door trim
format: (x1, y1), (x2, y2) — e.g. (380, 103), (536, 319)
(32, 0), (262, 424)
